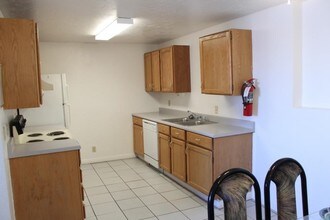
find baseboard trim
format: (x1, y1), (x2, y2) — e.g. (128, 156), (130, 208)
(81, 153), (136, 164)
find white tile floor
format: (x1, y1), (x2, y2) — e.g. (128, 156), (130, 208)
(82, 157), (267, 220)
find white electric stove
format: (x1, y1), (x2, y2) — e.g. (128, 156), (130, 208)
(14, 126), (72, 144)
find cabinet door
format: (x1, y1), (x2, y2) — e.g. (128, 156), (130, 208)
(10, 150), (84, 220)
(144, 52), (153, 92)
(160, 47), (174, 92)
(151, 50), (161, 92)
(159, 133), (171, 172)
(171, 138), (186, 181)
(200, 31), (232, 95)
(186, 143), (213, 195)
(0, 18), (41, 109)
(133, 124), (144, 156)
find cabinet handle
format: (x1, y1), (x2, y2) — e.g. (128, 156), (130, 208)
(195, 138), (201, 142)
(169, 141), (173, 148)
(185, 146), (188, 155)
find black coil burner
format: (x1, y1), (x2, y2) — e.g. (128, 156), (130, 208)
(27, 133), (43, 137)
(47, 131), (65, 136)
(53, 137), (70, 141)
(27, 139), (45, 143)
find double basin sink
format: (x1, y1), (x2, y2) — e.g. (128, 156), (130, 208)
(162, 117), (217, 126)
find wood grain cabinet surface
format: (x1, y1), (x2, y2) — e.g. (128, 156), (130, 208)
(144, 51), (160, 92)
(0, 18), (42, 109)
(199, 29), (252, 95)
(133, 116), (144, 156)
(144, 45), (191, 93)
(158, 132), (171, 173)
(133, 117), (252, 196)
(187, 132), (252, 194)
(10, 150), (84, 220)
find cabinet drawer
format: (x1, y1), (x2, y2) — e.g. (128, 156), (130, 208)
(171, 127), (185, 141)
(133, 116), (143, 126)
(158, 123), (170, 135)
(187, 132), (212, 150)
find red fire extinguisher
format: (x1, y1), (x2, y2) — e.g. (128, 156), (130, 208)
(241, 78), (256, 116)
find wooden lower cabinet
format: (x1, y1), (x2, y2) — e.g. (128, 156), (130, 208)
(133, 124), (144, 155)
(171, 138), (186, 181)
(159, 133), (171, 172)
(138, 118), (252, 197)
(133, 116), (144, 156)
(10, 150), (84, 220)
(186, 143), (213, 195)
(186, 132), (252, 195)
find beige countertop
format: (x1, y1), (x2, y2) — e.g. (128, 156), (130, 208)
(8, 125), (81, 159)
(133, 108), (254, 138)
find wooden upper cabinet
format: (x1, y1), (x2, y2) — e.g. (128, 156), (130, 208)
(160, 45), (191, 93)
(0, 18), (42, 109)
(151, 51), (161, 91)
(144, 45), (191, 93)
(144, 52), (153, 92)
(144, 50), (160, 92)
(200, 29), (252, 95)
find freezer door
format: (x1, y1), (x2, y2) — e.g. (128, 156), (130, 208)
(61, 73), (70, 104)
(21, 74), (65, 127)
(63, 103), (71, 128)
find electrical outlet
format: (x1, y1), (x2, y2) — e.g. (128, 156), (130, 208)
(92, 146), (96, 152)
(168, 100), (171, 106)
(214, 105), (219, 114)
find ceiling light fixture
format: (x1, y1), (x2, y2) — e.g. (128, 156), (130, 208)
(95, 17), (133, 41)
(288, 0), (291, 4)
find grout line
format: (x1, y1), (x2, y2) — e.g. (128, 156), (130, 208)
(85, 158), (260, 220)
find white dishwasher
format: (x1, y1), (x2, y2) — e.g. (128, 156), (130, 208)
(142, 119), (159, 168)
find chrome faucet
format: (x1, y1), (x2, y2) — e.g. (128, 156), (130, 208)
(187, 110), (203, 120)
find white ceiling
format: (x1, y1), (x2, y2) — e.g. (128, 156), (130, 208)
(0, 0), (287, 44)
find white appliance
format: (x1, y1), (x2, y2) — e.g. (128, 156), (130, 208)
(15, 126), (72, 144)
(142, 119), (159, 168)
(21, 74), (70, 128)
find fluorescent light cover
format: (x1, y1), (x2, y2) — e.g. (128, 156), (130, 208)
(95, 17), (133, 41)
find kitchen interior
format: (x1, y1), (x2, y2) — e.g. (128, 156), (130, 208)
(0, 0), (330, 219)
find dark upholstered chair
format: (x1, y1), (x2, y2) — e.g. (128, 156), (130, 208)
(264, 158), (309, 220)
(207, 168), (262, 220)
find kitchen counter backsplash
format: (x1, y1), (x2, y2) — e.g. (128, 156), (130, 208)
(133, 108), (254, 138)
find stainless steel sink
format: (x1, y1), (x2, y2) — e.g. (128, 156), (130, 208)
(162, 117), (217, 126)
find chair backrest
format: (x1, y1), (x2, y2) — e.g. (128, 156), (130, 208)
(208, 168), (262, 220)
(264, 158), (309, 220)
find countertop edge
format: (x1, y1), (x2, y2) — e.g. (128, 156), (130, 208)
(132, 111), (254, 138)
(8, 138), (81, 159)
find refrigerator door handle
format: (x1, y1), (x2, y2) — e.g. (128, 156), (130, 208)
(63, 104), (71, 128)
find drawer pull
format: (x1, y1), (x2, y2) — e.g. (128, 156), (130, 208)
(175, 132), (179, 135)
(195, 138), (201, 141)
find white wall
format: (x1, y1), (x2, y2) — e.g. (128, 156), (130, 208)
(302, 0), (330, 108)
(39, 43), (159, 163)
(158, 0), (330, 215)
(0, 108), (15, 220)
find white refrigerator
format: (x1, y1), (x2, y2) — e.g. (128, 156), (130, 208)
(21, 73), (70, 128)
